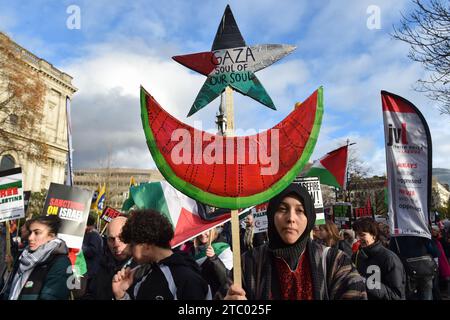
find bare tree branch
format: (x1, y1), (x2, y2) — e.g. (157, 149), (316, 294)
(392, 0), (450, 114)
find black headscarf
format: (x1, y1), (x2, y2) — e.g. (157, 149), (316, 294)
(267, 183), (316, 269)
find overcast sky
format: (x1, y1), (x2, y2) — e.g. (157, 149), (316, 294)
(1, 0), (448, 175)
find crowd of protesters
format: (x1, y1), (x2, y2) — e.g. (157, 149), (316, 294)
(1, 183), (450, 300)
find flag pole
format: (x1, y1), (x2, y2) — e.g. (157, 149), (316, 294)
(65, 96), (74, 187)
(100, 223), (108, 236)
(344, 140), (356, 202)
(344, 139), (350, 202)
(5, 221), (12, 272)
(16, 218), (21, 243)
(96, 211), (100, 230)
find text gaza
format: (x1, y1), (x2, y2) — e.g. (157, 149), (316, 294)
(212, 47), (256, 67)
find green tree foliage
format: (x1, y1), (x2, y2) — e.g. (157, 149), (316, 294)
(26, 189), (47, 218)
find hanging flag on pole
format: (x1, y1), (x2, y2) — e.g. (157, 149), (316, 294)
(304, 145), (349, 189)
(95, 183), (106, 214)
(129, 176), (137, 187)
(65, 96), (74, 186)
(121, 177), (138, 212)
(382, 91), (432, 239)
(90, 185), (99, 211)
(68, 248), (87, 278)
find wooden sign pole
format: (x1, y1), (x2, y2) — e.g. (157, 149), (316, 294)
(230, 209), (241, 287)
(224, 86), (242, 288)
(100, 223), (108, 235)
(208, 229), (213, 247)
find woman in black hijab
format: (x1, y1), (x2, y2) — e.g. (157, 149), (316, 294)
(225, 183), (367, 300)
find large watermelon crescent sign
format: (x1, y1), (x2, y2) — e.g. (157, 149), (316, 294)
(140, 86), (323, 209)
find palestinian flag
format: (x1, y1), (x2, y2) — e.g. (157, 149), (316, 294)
(304, 145), (348, 189)
(121, 181), (252, 248)
(194, 242), (233, 270)
(68, 248), (87, 277)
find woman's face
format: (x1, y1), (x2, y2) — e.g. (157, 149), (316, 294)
(197, 232), (209, 245)
(356, 232), (376, 247)
(274, 195), (308, 245)
(28, 222), (56, 251)
(20, 224), (29, 239)
(312, 226), (321, 239)
(319, 227), (328, 240)
(431, 229), (440, 238)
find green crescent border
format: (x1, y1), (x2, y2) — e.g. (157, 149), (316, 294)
(140, 86), (323, 209)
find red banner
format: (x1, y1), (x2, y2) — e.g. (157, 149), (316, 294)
(354, 196), (373, 219)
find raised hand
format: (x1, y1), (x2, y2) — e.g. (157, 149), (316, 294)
(205, 245), (215, 258)
(112, 267), (137, 300)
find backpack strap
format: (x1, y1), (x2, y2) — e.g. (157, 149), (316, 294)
(159, 264), (178, 300)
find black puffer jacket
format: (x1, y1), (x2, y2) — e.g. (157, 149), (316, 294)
(353, 241), (406, 300)
(82, 230), (103, 278)
(83, 248), (134, 300)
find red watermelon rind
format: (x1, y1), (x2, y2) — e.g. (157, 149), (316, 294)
(140, 86), (323, 209)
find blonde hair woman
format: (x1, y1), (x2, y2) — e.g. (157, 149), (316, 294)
(319, 220), (353, 257)
(191, 227), (232, 297)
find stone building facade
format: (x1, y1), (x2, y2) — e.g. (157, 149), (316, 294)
(73, 168), (164, 210)
(0, 32), (77, 191)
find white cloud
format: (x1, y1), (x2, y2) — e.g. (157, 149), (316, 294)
(63, 38), (209, 169)
(228, 0), (308, 39)
(58, 0), (450, 174)
(64, 39), (204, 119)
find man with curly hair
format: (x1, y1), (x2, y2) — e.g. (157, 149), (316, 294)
(111, 209), (210, 300)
